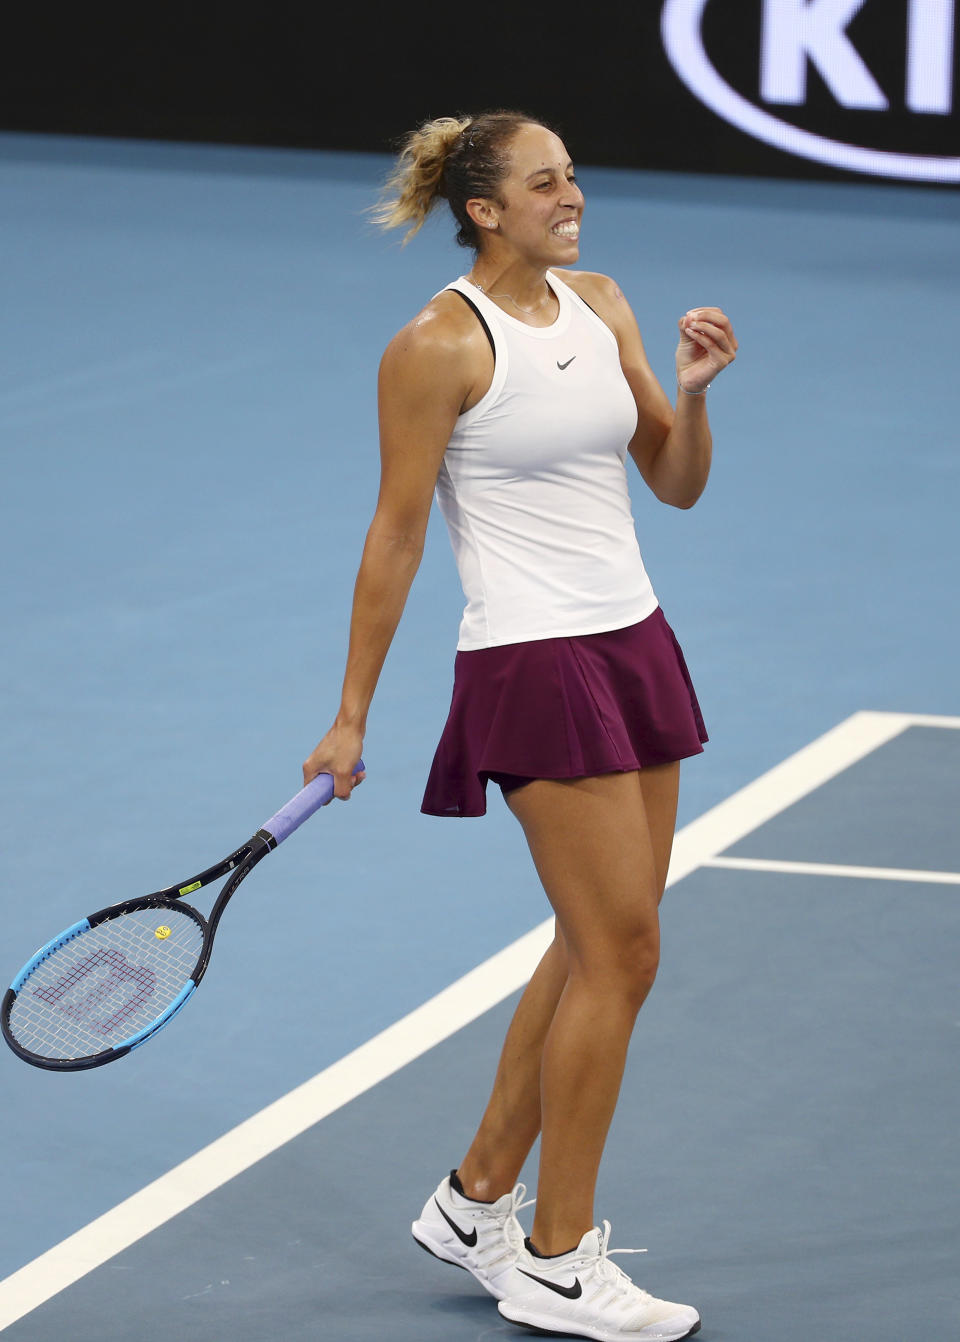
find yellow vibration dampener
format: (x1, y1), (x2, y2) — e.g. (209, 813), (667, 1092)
(155, 926), (172, 940)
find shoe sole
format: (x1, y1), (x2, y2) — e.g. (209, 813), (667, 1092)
(498, 1304), (701, 1341)
(411, 1226), (468, 1272)
(411, 1221), (509, 1300)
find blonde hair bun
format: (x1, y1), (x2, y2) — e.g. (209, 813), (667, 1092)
(372, 109), (552, 249)
(371, 116), (472, 241)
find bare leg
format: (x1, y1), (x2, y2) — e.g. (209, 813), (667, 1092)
(640, 760), (680, 903)
(457, 929), (568, 1202)
(458, 763), (680, 1252)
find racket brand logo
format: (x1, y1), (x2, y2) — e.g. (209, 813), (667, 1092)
(33, 947), (157, 1034)
(661, 0), (960, 184)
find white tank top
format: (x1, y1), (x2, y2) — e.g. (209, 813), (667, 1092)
(436, 272), (659, 651)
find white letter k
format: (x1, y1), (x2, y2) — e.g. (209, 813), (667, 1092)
(761, 0), (889, 109)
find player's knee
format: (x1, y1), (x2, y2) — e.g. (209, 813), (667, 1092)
(620, 933), (660, 1008)
(580, 928), (660, 1010)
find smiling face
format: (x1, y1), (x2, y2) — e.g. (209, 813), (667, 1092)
(468, 123), (584, 266)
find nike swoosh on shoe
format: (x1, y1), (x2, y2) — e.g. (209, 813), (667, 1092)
(434, 1198), (478, 1247)
(518, 1267), (583, 1299)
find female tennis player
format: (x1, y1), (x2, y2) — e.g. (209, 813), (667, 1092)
(303, 110), (736, 1342)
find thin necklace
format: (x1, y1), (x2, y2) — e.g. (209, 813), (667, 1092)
(468, 274), (552, 316)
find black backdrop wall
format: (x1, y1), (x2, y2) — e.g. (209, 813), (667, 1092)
(2, 2), (957, 186)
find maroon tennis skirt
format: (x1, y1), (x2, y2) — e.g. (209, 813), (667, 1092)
(421, 607), (708, 817)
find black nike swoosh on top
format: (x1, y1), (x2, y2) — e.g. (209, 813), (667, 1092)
(435, 1198), (478, 1247)
(518, 1267), (584, 1299)
(557, 356), (577, 370)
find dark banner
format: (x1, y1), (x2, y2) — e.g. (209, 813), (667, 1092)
(1, 2), (956, 186)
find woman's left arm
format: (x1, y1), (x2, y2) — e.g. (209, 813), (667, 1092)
(566, 273), (738, 510)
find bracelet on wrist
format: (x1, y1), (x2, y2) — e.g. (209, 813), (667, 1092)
(678, 381), (710, 396)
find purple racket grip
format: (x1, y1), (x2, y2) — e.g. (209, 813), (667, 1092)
(261, 759), (365, 846)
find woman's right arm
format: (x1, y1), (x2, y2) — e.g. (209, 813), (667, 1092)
(302, 302), (478, 798)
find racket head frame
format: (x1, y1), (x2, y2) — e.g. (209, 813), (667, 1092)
(2, 765), (358, 1071)
(1, 835), (272, 1071)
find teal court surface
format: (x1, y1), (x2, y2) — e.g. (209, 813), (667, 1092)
(1, 711), (958, 1340)
(1, 133), (958, 1340)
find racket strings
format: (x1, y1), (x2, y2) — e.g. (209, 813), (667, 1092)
(7, 907), (204, 1061)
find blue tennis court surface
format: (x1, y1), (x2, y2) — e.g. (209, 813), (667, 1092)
(1, 712), (957, 1340)
(1, 134), (958, 1340)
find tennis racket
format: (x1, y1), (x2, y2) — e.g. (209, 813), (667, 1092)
(2, 765), (363, 1072)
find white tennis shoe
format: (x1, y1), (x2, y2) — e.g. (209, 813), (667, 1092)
(411, 1172), (533, 1301)
(498, 1220), (701, 1341)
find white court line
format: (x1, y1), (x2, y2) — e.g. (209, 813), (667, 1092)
(662, 709), (919, 884)
(0, 709), (955, 1331)
(706, 855), (960, 886)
